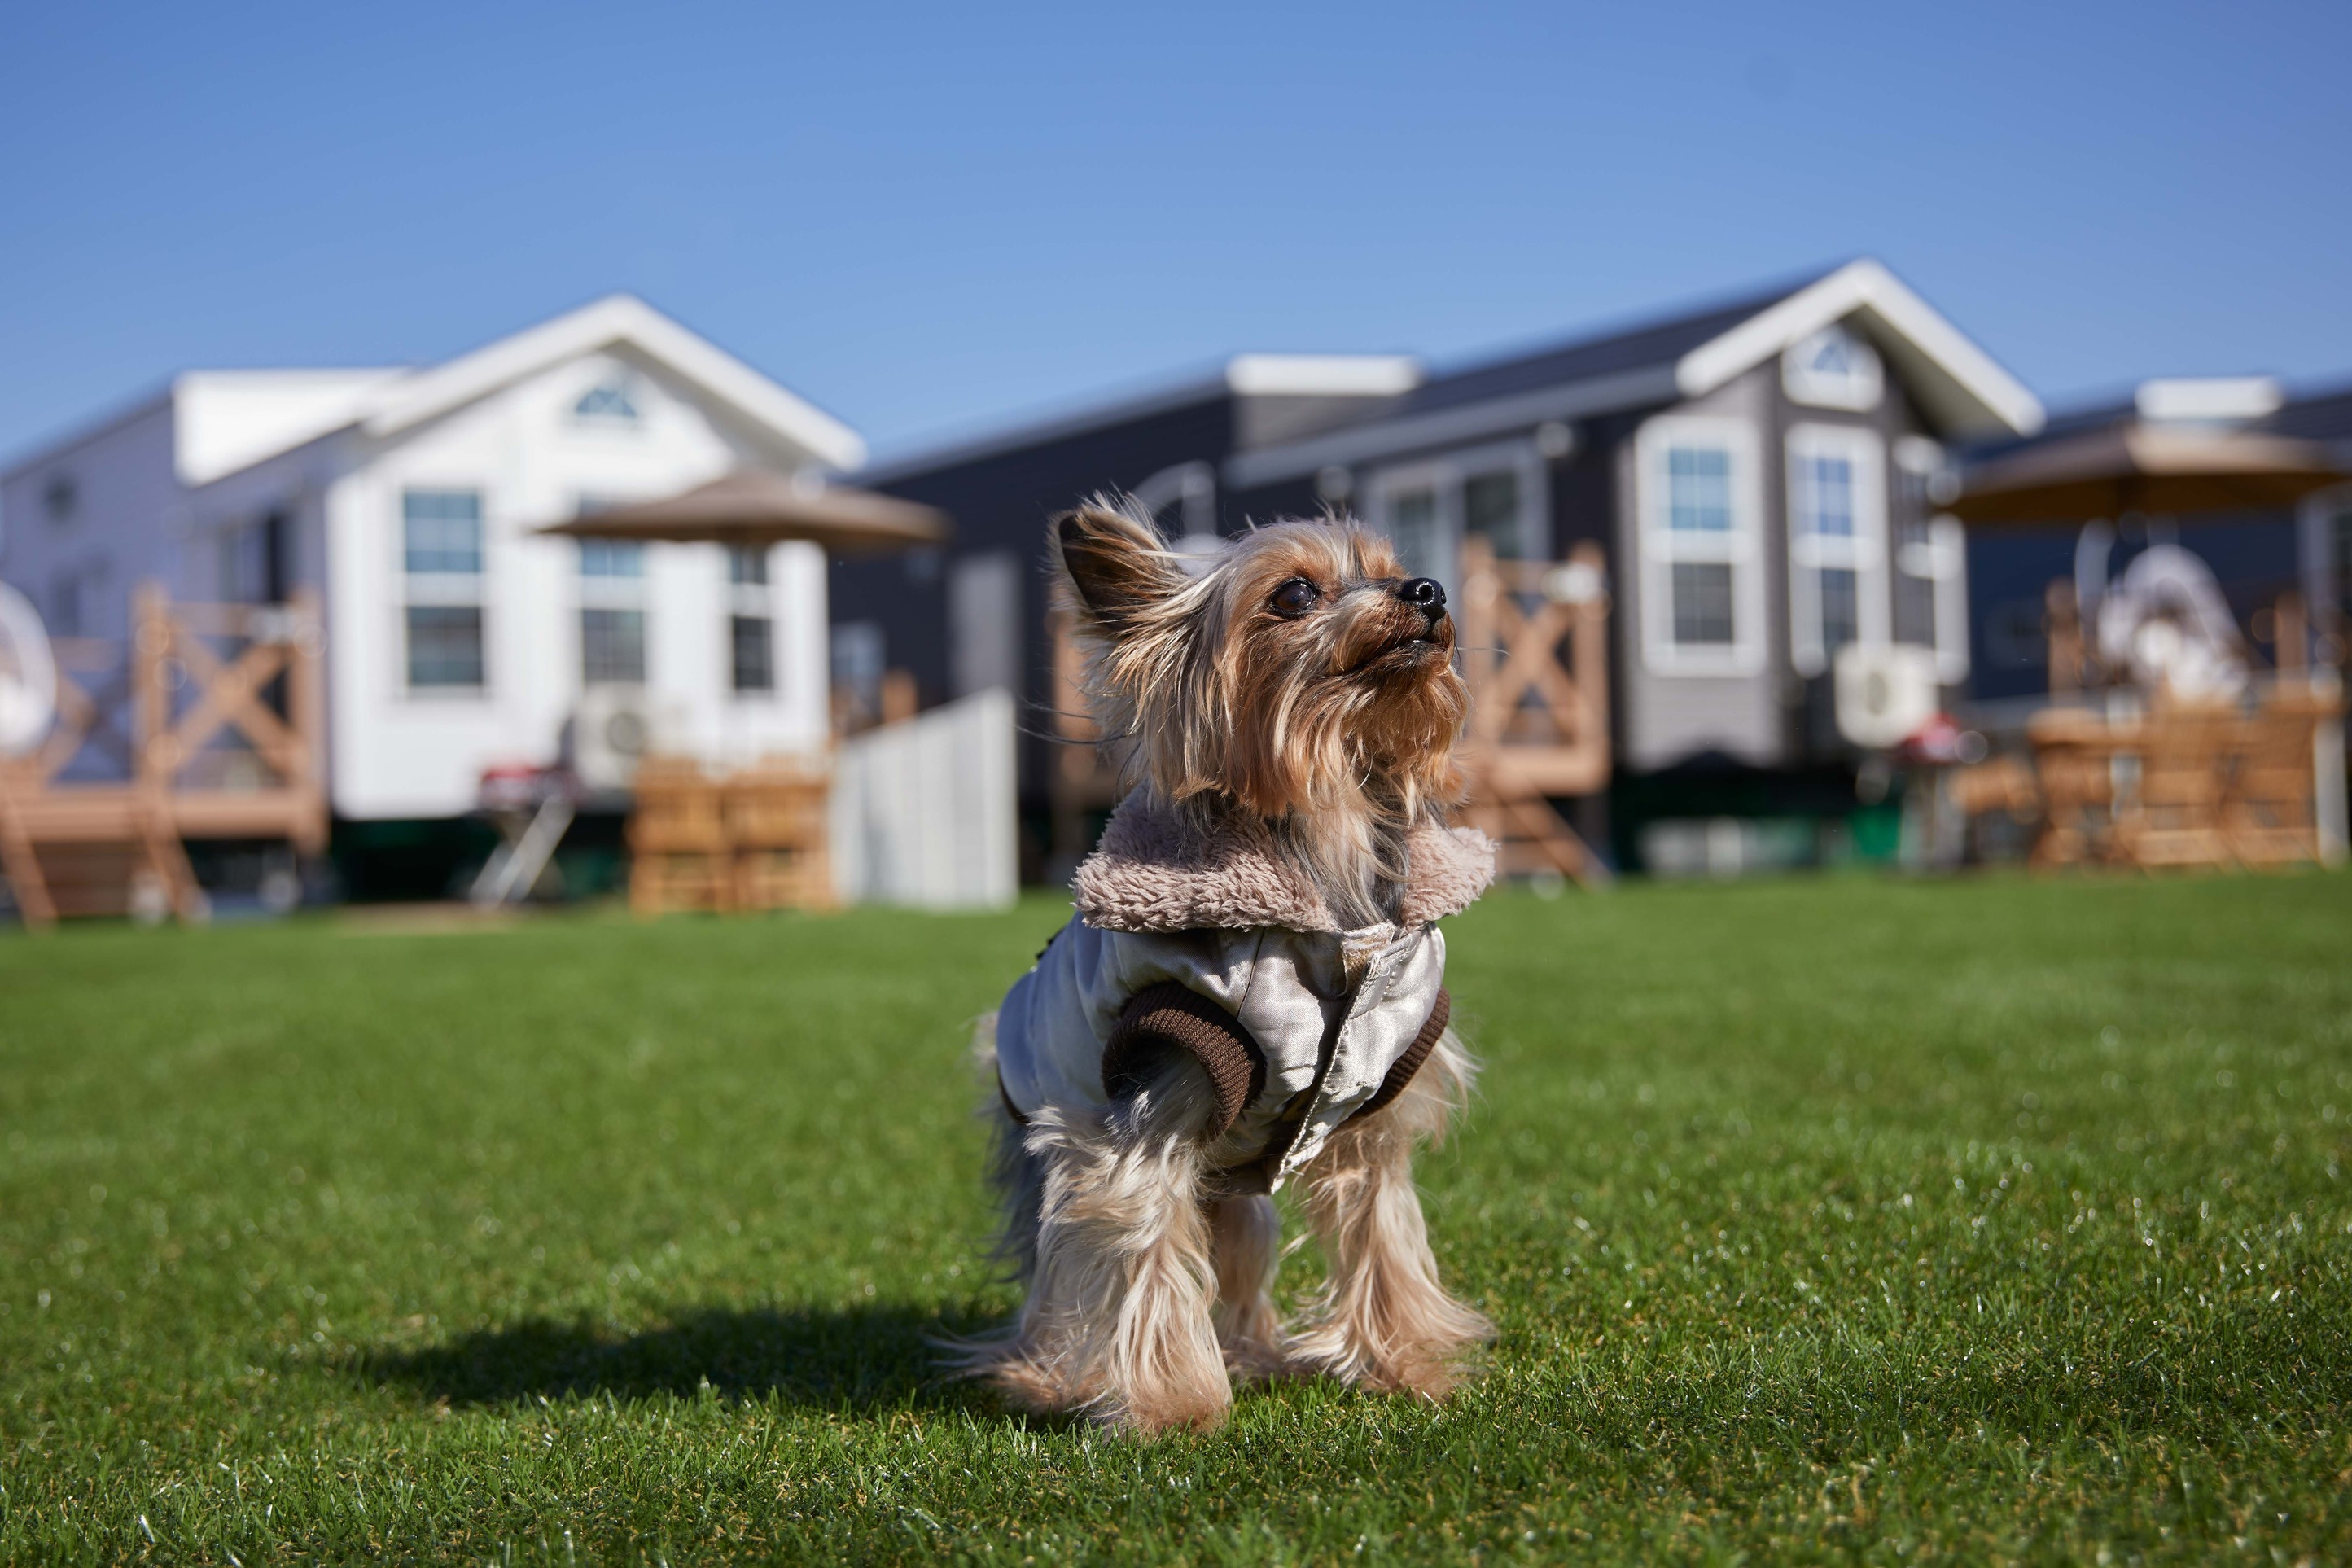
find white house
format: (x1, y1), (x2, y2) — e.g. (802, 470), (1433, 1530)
(0, 296), (862, 821)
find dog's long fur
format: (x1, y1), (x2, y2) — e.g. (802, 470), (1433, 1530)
(951, 499), (1493, 1433)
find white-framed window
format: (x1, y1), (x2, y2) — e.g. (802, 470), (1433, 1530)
(1783, 322), (1884, 412)
(577, 536), (648, 687)
(1785, 423), (1889, 677)
(1367, 440), (1549, 590)
(726, 545), (776, 695)
(2301, 483), (2352, 635)
(401, 488), (486, 692)
(1635, 415), (1764, 677)
(1894, 436), (1969, 683)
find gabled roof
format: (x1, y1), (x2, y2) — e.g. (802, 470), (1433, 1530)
(352, 295), (863, 471)
(2263, 382), (2352, 445)
(1228, 260), (2045, 488)
(7, 296), (865, 490)
(1675, 260), (2043, 434)
(1965, 375), (2352, 471)
(856, 354), (1422, 485)
(1398, 276), (1808, 419)
(176, 369), (410, 486)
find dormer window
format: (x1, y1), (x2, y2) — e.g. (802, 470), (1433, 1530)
(572, 377), (642, 425)
(1783, 323), (1883, 412)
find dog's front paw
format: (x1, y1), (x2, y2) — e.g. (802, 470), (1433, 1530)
(1097, 1378), (1232, 1436)
(1285, 1295), (1495, 1401)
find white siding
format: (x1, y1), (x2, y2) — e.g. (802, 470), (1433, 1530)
(323, 353), (830, 820)
(7, 343), (839, 822)
(0, 399), (185, 643)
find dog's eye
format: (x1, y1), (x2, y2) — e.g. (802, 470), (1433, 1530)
(1269, 579), (1321, 617)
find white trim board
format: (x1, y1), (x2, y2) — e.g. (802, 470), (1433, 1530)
(1783, 422), (1890, 677)
(1633, 414), (1768, 679)
(358, 296), (865, 471)
(1677, 260), (2044, 439)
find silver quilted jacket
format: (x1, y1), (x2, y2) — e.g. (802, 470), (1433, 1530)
(992, 791), (1494, 1185)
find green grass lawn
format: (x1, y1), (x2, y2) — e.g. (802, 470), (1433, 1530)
(2, 872), (2349, 1565)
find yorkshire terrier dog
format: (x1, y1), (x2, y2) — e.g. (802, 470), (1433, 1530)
(954, 497), (1496, 1434)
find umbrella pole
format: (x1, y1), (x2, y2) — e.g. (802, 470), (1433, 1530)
(2073, 519), (2114, 677)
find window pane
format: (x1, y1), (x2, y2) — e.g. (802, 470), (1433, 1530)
(1670, 562), (1737, 646)
(1798, 454), (1855, 539)
(1818, 567), (1860, 652)
(728, 545), (769, 586)
(580, 607), (647, 685)
(1667, 448), (1732, 532)
(578, 540), (645, 579)
(731, 614), (774, 693)
(574, 381), (640, 422)
(1463, 471), (1526, 558)
(2332, 507), (2352, 618)
(402, 491), (483, 574)
(1386, 486), (1447, 580)
(405, 605), (484, 688)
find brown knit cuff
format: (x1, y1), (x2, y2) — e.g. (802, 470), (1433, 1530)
(1354, 988), (1450, 1121)
(1102, 982), (1266, 1137)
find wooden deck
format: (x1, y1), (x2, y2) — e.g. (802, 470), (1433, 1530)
(0, 585), (326, 928)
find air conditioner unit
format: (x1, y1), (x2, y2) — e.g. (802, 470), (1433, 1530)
(566, 688), (683, 795)
(1833, 643), (1940, 751)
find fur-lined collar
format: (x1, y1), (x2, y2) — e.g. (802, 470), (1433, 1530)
(1071, 789), (1495, 935)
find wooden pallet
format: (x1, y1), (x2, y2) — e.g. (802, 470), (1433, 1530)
(625, 756), (836, 916)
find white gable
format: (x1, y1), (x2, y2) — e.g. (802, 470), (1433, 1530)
(358, 296), (863, 471)
(168, 296), (863, 491)
(1675, 260), (2045, 439)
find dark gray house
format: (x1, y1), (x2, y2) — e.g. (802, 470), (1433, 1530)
(834, 260), (2046, 873)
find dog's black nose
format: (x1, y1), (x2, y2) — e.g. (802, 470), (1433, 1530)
(1399, 577), (1447, 619)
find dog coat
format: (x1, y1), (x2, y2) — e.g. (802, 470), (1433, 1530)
(992, 789), (1495, 1189)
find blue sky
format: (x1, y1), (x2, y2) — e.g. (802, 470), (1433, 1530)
(2, 1), (2345, 467)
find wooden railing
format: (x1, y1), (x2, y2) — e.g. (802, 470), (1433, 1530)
(1455, 537), (1614, 887)
(0, 585), (326, 928)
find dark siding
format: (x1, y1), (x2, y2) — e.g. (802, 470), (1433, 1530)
(1224, 476), (1324, 529)
(1549, 425), (1619, 558)
(833, 395), (1239, 831)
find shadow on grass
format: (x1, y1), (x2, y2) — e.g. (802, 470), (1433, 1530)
(353, 1303), (1010, 1414)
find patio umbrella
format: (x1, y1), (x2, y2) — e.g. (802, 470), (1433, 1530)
(539, 469), (950, 554)
(1951, 422), (2345, 528)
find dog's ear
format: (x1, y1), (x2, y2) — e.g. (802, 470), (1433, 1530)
(1050, 497), (1185, 637)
